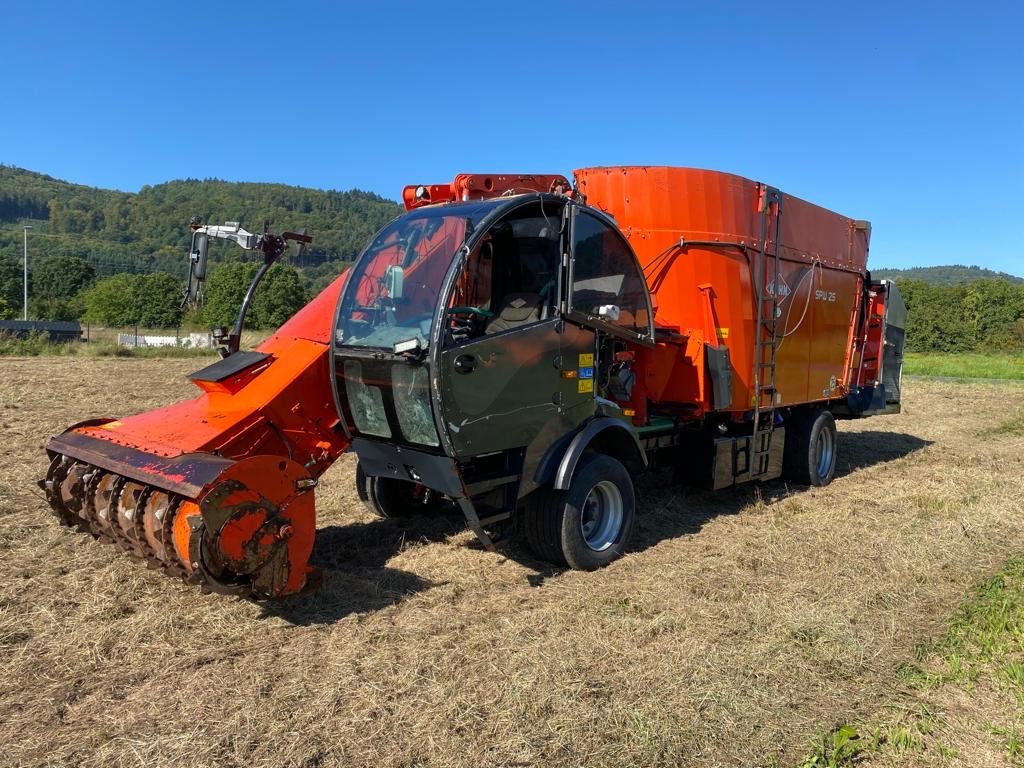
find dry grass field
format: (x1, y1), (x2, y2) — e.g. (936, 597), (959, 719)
(1, 357), (1022, 767)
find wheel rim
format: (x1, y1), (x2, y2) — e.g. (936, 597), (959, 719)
(580, 480), (624, 552)
(815, 427), (835, 478)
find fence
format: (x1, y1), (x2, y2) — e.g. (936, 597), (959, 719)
(115, 331), (213, 349)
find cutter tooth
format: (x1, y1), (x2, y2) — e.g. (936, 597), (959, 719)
(90, 472), (117, 539)
(43, 463), (268, 599)
(95, 474), (129, 551)
(57, 462), (96, 533)
(44, 455), (77, 527)
(142, 491), (172, 562)
(115, 481), (149, 558)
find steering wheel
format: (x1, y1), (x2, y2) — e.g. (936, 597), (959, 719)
(446, 306), (493, 343)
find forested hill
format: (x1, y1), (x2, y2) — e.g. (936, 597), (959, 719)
(873, 265), (1023, 285)
(0, 165), (402, 278)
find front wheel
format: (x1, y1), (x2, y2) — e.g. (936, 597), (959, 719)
(523, 453), (636, 570)
(356, 462), (445, 517)
(783, 409), (838, 486)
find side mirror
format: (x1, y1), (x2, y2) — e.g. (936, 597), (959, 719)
(384, 265), (404, 301)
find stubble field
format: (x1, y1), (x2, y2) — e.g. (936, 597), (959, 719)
(1, 357), (1022, 767)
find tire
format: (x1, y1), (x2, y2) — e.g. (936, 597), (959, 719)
(523, 453), (636, 570)
(783, 408), (838, 486)
(356, 462), (444, 518)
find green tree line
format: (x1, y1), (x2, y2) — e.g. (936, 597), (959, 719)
(0, 251), (325, 330)
(874, 264), (1023, 286)
(2, 164), (1022, 350)
(0, 164), (401, 328)
(899, 278), (1024, 353)
(0, 165), (401, 280)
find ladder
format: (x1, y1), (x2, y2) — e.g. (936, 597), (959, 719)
(749, 185), (783, 478)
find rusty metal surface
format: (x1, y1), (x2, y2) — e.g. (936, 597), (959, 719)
(46, 431), (233, 498)
(40, 451), (316, 599)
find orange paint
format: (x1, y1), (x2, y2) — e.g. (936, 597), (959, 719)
(172, 501), (201, 571)
(47, 165), (882, 598)
(575, 166), (871, 412)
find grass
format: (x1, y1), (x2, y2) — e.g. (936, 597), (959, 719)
(995, 414), (1024, 436)
(903, 352), (1024, 380)
(793, 555), (1024, 767)
(904, 556), (1024, 695)
(1, 363), (1023, 767)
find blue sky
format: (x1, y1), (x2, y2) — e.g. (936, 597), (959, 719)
(2, 1), (1021, 274)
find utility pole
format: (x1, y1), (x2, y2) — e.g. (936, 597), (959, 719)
(22, 225), (32, 321)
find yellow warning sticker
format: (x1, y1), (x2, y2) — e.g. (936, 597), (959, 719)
(578, 353), (594, 367)
(716, 327), (729, 340)
(577, 378), (594, 394)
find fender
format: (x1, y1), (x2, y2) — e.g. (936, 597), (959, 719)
(552, 417), (647, 490)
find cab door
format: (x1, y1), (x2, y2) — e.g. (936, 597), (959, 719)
(438, 199), (587, 458)
(439, 320), (565, 457)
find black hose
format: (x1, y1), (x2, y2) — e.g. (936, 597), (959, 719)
(229, 261), (272, 354)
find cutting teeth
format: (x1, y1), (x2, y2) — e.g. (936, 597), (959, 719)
(141, 491), (173, 563)
(91, 473), (122, 541)
(115, 481), (149, 558)
(43, 455), (77, 527)
(42, 457), (262, 597)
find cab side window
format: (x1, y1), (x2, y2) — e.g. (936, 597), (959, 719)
(570, 211), (651, 338)
(448, 202), (563, 342)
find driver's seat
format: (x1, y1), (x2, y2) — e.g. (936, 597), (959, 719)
(484, 293), (543, 334)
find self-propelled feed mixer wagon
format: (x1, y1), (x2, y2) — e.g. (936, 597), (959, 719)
(41, 167), (905, 598)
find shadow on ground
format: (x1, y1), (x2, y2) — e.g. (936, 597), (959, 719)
(512, 429), (933, 585)
(266, 430), (931, 622)
(634, 428), (931, 544)
(261, 509), (463, 626)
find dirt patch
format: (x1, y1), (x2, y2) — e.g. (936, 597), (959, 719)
(1, 357), (1022, 767)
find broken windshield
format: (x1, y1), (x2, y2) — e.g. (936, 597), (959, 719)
(336, 202), (494, 350)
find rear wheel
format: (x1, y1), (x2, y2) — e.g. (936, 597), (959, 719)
(523, 453), (635, 570)
(783, 408), (838, 486)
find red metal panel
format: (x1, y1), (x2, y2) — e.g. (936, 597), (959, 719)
(64, 272), (351, 476)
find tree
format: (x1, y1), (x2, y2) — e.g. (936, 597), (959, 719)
(135, 272), (184, 327)
(81, 271), (184, 328)
(201, 261), (308, 329)
(32, 255), (95, 300)
(32, 296), (85, 321)
(0, 258), (22, 319)
(83, 273), (141, 326)
(252, 264), (308, 328)
(202, 261), (258, 328)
